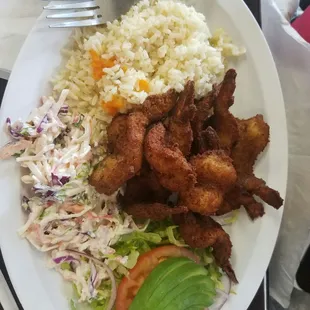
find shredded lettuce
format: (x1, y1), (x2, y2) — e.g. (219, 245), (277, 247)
(223, 210), (239, 225)
(70, 297), (108, 310)
(68, 219), (224, 309)
(119, 231), (162, 244)
(71, 281), (112, 310)
(70, 299), (77, 310)
(77, 163), (92, 179)
(114, 237), (151, 256)
(112, 220), (187, 266)
(230, 289), (237, 295)
(89, 299), (108, 310)
(166, 225), (188, 247)
(126, 250), (140, 269)
(194, 248), (224, 289)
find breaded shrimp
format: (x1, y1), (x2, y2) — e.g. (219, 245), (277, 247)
(134, 89), (177, 122)
(232, 115), (283, 209)
(232, 115), (270, 175)
(192, 88), (216, 141)
(197, 126), (220, 154)
(190, 150), (237, 191)
(211, 69), (239, 154)
(89, 112), (148, 195)
(174, 212), (238, 283)
(179, 151), (237, 216)
(217, 185), (265, 220)
(144, 123), (196, 192)
(107, 114), (127, 153)
(179, 185), (223, 215)
(122, 164), (170, 205)
(168, 81), (197, 157)
(125, 203), (188, 221)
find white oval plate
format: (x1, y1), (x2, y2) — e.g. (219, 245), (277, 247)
(0, 1), (287, 309)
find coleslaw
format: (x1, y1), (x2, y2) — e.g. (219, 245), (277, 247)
(0, 90), (224, 309)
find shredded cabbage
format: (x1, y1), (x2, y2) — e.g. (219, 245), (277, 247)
(3, 89), (225, 309)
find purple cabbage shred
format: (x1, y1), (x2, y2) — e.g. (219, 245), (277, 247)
(37, 115), (48, 133)
(53, 255), (79, 265)
(51, 173), (70, 186)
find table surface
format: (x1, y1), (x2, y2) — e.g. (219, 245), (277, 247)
(0, 0), (42, 79)
(0, 1), (266, 309)
(0, 0), (262, 78)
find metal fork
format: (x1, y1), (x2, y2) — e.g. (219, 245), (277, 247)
(43, 0), (136, 28)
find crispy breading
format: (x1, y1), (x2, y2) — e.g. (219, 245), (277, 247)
(232, 115), (270, 175)
(180, 151), (236, 216)
(174, 212), (238, 283)
(217, 185), (265, 220)
(125, 203), (188, 221)
(144, 123), (196, 192)
(190, 150), (237, 191)
(122, 165), (170, 205)
(192, 88), (215, 140)
(168, 81), (196, 157)
(211, 69), (239, 154)
(242, 176), (283, 209)
(107, 114), (127, 153)
(135, 89), (177, 122)
(216, 200), (239, 216)
(89, 112), (148, 195)
(179, 185), (223, 215)
(197, 126), (220, 153)
(232, 115), (283, 209)
(191, 89), (216, 154)
(89, 155), (130, 196)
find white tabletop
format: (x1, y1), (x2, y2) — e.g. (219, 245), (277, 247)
(0, 0), (296, 81)
(0, 0), (41, 79)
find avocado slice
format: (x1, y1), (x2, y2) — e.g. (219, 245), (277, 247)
(129, 257), (216, 310)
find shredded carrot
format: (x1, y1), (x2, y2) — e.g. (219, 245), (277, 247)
(90, 49), (117, 81)
(101, 95), (125, 116)
(86, 211), (98, 220)
(61, 203), (85, 214)
(138, 79), (150, 92)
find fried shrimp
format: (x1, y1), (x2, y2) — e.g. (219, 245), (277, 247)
(89, 112), (148, 195)
(191, 89), (216, 154)
(106, 114), (127, 153)
(190, 150), (237, 191)
(211, 69), (239, 154)
(179, 151), (237, 216)
(174, 212), (238, 283)
(179, 185), (223, 215)
(232, 115), (283, 209)
(192, 88), (215, 140)
(232, 115), (270, 175)
(121, 164), (181, 221)
(198, 126), (220, 153)
(124, 203), (188, 221)
(217, 185), (265, 220)
(144, 123), (196, 192)
(168, 81), (196, 157)
(134, 89), (177, 122)
(122, 165), (170, 205)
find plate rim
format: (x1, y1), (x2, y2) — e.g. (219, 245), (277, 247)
(0, 1), (288, 309)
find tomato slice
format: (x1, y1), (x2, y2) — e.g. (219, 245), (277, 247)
(115, 245), (200, 310)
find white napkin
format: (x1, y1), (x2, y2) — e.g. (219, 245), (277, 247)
(273, 0), (300, 20)
(262, 1), (310, 308)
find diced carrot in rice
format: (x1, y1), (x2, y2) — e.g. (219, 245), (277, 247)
(101, 95), (125, 116)
(138, 79), (150, 92)
(89, 49), (117, 81)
